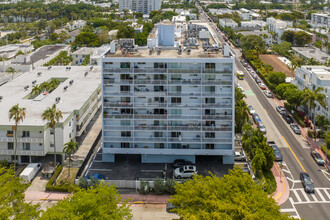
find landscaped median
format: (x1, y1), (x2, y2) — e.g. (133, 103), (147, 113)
(45, 166), (79, 192)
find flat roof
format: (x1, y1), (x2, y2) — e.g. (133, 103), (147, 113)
(106, 22), (226, 59)
(0, 66), (101, 126)
(30, 45), (68, 64)
(302, 66), (330, 80)
(292, 47), (329, 63)
(72, 47), (95, 55)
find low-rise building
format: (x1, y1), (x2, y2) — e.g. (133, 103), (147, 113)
(219, 18), (238, 28)
(311, 13), (330, 28)
(90, 44), (110, 66)
(72, 47), (95, 66)
(175, 9), (197, 20)
(237, 8), (252, 21)
(65, 29), (81, 44)
(0, 66), (102, 164)
(292, 47), (329, 64)
(267, 17), (292, 43)
(0, 44), (34, 59)
(67, 20), (87, 31)
(295, 66), (330, 120)
(241, 20), (267, 28)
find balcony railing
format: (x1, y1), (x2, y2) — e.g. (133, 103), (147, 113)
(0, 149), (45, 156)
(103, 67), (232, 74)
(0, 137), (43, 143)
(103, 136), (232, 143)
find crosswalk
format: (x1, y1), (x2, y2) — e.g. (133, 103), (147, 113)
(281, 188), (330, 219)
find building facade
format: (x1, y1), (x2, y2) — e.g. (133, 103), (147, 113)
(0, 66), (102, 164)
(101, 23), (235, 164)
(295, 66), (330, 120)
(311, 13), (330, 28)
(119, 0), (162, 14)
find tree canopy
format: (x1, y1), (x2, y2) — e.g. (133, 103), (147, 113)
(74, 32), (100, 47)
(240, 35), (266, 57)
(40, 183), (131, 220)
(170, 167), (292, 220)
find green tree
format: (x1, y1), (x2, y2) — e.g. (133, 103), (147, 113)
(162, 11), (179, 20)
(0, 166), (41, 219)
(268, 71), (286, 88)
(40, 183), (132, 220)
(42, 104), (63, 186)
(294, 31), (312, 47)
(81, 54), (90, 66)
(63, 139), (79, 177)
(275, 83), (297, 99)
(284, 89), (303, 109)
(31, 84), (42, 97)
(9, 104), (26, 171)
(15, 50), (25, 56)
(170, 168), (292, 220)
(241, 35), (265, 57)
(271, 41), (292, 57)
(6, 67), (16, 80)
(281, 30), (295, 44)
(302, 88), (326, 134)
(74, 32), (100, 47)
(315, 115), (329, 130)
(117, 26), (136, 39)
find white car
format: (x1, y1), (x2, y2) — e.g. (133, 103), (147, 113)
(248, 105), (255, 115)
(264, 90), (273, 98)
(234, 151), (246, 161)
(174, 165), (197, 179)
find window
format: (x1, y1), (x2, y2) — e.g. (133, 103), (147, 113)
(154, 74), (165, 80)
(69, 133), (71, 138)
(39, 143), (42, 146)
(205, 63), (215, 69)
(171, 109), (181, 115)
(6, 130), (13, 137)
(121, 131), (131, 137)
(23, 143), (30, 150)
(120, 74), (131, 80)
(8, 142), (13, 150)
(121, 143), (130, 148)
(50, 129), (54, 135)
(171, 132), (181, 137)
(205, 74), (215, 80)
(120, 85), (130, 92)
(69, 121), (71, 126)
(155, 143), (164, 148)
(205, 98), (215, 104)
(121, 120), (131, 126)
(205, 133), (215, 138)
(206, 144), (215, 149)
(154, 132), (163, 137)
(205, 109), (215, 115)
(206, 121), (215, 126)
(154, 109), (166, 114)
(22, 131), (30, 137)
(121, 97), (131, 102)
(171, 74), (181, 80)
(120, 62), (130, 68)
(154, 86), (164, 91)
(171, 97), (181, 104)
(121, 108), (133, 114)
(154, 97), (165, 103)
(171, 86), (181, 92)
(205, 86), (215, 93)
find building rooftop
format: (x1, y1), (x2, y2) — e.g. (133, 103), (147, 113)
(301, 66), (330, 80)
(106, 22), (229, 59)
(0, 66), (101, 126)
(219, 18), (237, 25)
(0, 44), (33, 58)
(72, 47), (95, 55)
(30, 45), (68, 64)
(292, 47), (329, 63)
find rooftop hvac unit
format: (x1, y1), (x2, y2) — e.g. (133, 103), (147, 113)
(66, 67), (71, 70)
(24, 85), (29, 90)
(84, 72), (88, 77)
(48, 66), (52, 70)
(69, 80), (74, 85)
(37, 72), (42, 76)
(64, 86), (68, 91)
(149, 47), (153, 55)
(55, 97), (60, 103)
(90, 66), (93, 70)
(157, 47), (162, 55)
(32, 80), (37, 85)
(0, 96), (2, 102)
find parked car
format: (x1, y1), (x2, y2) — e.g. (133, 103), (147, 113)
(268, 141), (283, 161)
(92, 173), (105, 180)
(264, 90), (272, 98)
(258, 122), (267, 134)
(276, 106), (286, 115)
(248, 105), (255, 115)
(19, 163), (42, 184)
(300, 172), (314, 193)
(174, 165), (197, 179)
(255, 78), (261, 83)
(172, 159), (194, 168)
(258, 83), (266, 90)
(310, 150), (325, 165)
(166, 202), (176, 213)
(282, 114), (294, 124)
(234, 151), (246, 161)
(290, 123), (301, 134)
(252, 113), (261, 124)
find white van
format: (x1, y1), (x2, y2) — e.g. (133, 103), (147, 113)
(19, 163), (42, 184)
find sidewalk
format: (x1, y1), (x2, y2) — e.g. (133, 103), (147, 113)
(272, 162), (290, 205)
(121, 194), (171, 204)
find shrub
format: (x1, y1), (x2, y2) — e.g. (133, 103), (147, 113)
(153, 178), (165, 195)
(297, 110), (306, 119)
(284, 102), (293, 112)
(307, 129), (314, 138)
(321, 145), (330, 160)
(293, 112), (305, 127)
(0, 159), (10, 167)
(78, 176), (88, 189)
(139, 179), (150, 195)
(45, 166), (75, 192)
(164, 179), (176, 195)
(304, 118), (311, 127)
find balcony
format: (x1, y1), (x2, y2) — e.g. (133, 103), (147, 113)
(0, 149), (45, 156)
(0, 137), (43, 143)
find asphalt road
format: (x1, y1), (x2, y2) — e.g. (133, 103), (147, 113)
(196, 3), (330, 219)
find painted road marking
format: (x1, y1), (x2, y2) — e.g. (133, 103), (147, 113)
(311, 193), (317, 201)
(315, 188), (326, 202)
(282, 169), (290, 174)
(324, 189), (330, 200)
(280, 208), (295, 212)
(245, 90), (255, 96)
(299, 189), (310, 202)
(282, 136), (306, 172)
(290, 188), (330, 204)
(286, 177), (301, 183)
(293, 189), (302, 203)
(289, 197), (301, 219)
(264, 108), (268, 115)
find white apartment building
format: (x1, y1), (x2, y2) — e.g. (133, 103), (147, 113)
(0, 66), (102, 164)
(311, 13), (330, 28)
(119, 0), (162, 14)
(66, 20), (87, 31)
(267, 17), (292, 43)
(101, 22), (235, 164)
(175, 9), (197, 20)
(71, 47), (95, 66)
(295, 66), (330, 120)
(237, 8), (252, 21)
(292, 47), (329, 64)
(241, 20), (267, 28)
(0, 44), (34, 59)
(219, 18), (238, 28)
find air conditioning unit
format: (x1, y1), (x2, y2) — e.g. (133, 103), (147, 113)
(69, 80), (74, 85)
(64, 86), (68, 91)
(84, 72), (88, 77)
(32, 80), (37, 85)
(0, 96), (3, 102)
(37, 72), (42, 76)
(48, 66), (52, 70)
(24, 85), (29, 90)
(55, 97), (61, 103)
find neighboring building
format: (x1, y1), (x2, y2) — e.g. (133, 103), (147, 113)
(67, 20), (87, 31)
(311, 13), (330, 28)
(292, 47), (329, 64)
(0, 44), (34, 59)
(241, 20), (267, 28)
(65, 29), (81, 44)
(239, 31), (273, 45)
(172, 15), (187, 22)
(208, 8), (232, 15)
(295, 66), (330, 120)
(71, 47), (95, 66)
(175, 9), (197, 20)
(266, 17), (292, 43)
(90, 44), (110, 66)
(0, 66), (102, 164)
(219, 18), (238, 28)
(101, 22), (235, 164)
(237, 8), (252, 21)
(119, 0), (162, 14)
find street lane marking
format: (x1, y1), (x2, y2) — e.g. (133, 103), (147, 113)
(311, 193), (317, 201)
(282, 136), (307, 172)
(280, 208), (295, 212)
(299, 189), (310, 202)
(282, 169), (290, 174)
(289, 197), (301, 219)
(321, 169), (330, 181)
(264, 108), (268, 115)
(324, 189), (330, 199)
(315, 188), (326, 202)
(286, 177), (301, 183)
(293, 189), (302, 203)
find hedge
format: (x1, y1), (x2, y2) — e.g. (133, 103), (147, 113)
(321, 145), (330, 160)
(45, 165), (75, 192)
(293, 112), (305, 127)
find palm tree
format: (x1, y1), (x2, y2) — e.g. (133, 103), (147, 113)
(42, 104), (63, 186)
(6, 67), (16, 80)
(9, 104), (26, 171)
(235, 87), (249, 132)
(31, 84), (41, 96)
(63, 139), (79, 177)
(302, 87), (326, 138)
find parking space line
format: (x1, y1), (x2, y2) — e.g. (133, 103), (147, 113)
(282, 136), (306, 172)
(141, 170), (163, 172)
(89, 168), (112, 171)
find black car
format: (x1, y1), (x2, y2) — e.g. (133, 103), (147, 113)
(172, 159), (194, 168)
(300, 172), (314, 193)
(268, 142), (283, 161)
(282, 114), (294, 124)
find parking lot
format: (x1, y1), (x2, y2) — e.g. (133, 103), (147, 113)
(85, 150), (233, 180)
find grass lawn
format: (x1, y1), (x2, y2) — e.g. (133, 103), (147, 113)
(57, 167), (79, 185)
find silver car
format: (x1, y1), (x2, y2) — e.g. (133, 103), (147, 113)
(258, 122), (267, 134)
(174, 165), (197, 179)
(234, 151), (246, 161)
(264, 90), (273, 98)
